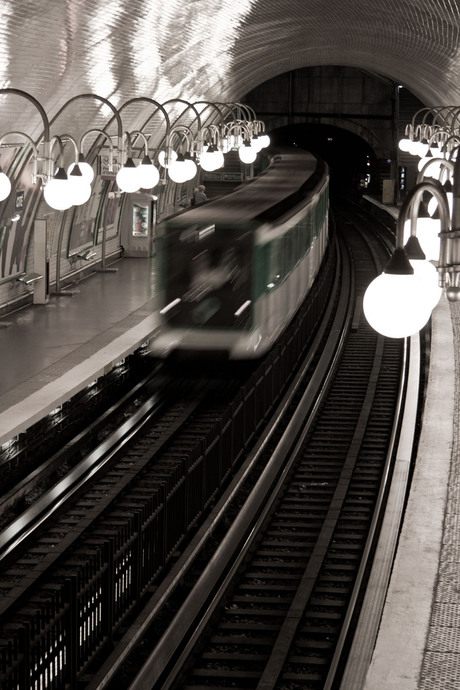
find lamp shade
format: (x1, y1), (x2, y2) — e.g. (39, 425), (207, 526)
(0, 171), (11, 201)
(363, 272), (433, 338)
(68, 157), (94, 184)
(43, 167), (74, 210)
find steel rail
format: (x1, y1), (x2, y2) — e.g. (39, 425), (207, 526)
(0, 368), (161, 516)
(338, 333), (420, 689)
(0, 389), (191, 566)
(86, 231), (343, 689)
(125, 232), (354, 690)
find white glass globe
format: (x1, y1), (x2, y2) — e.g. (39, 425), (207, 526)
(200, 145), (224, 172)
(408, 139), (421, 156)
(251, 136), (263, 153)
(184, 155), (197, 180)
(67, 174), (92, 206)
(212, 149), (224, 169)
(420, 158), (443, 178)
(259, 133), (270, 148)
(399, 137), (412, 152)
(158, 149), (177, 168)
(228, 134), (243, 150)
(363, 272), (433, 338)
(416, 140), (429, 157)
(239, 143), (257, 164)
(68, 160), (94, 184)
(418, 155), (432, 172)
(116, 158), (141, 193)
(168, 157), (190, 183)
(403, 218), (441, 261)
(137, 157), (160, 189)
(0, 171), (12, 201)
(409, 259), (442, 310)
(199, 147), (215, 172)
(427, 192), (453, 217)
(43, 168), (74, 210)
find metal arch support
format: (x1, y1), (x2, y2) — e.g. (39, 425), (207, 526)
(161, 98), (202, 133)
(0, 88), (50, 143)
(49, 93), (124, 160)
(119, 97), (171, 133)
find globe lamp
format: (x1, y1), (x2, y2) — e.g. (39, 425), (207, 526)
(137, 155), (160, 189)
(116, 157), (141, 193)
(43, 167), (74, 210)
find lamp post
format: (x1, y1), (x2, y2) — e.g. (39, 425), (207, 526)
(118, 97), (171, 180)
(363, 178), (452, 338)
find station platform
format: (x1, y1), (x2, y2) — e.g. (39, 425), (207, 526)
(0, 257), (159, 446)
(0, 249), (458, 688)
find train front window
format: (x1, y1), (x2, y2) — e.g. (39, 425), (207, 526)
(163, 222), (253, 329)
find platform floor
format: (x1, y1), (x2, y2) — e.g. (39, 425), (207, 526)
(0, 257), (159, 445)
(0, 253), (458, 689)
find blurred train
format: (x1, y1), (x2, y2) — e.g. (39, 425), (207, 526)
(150, 148), (330, 360)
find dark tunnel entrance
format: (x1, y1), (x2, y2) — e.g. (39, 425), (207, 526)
(268, 123), (379, 200)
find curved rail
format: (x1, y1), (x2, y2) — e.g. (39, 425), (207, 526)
(92, 230), (352, 690)
(85, 232), (346, 689)
(121, 203), (418, 690)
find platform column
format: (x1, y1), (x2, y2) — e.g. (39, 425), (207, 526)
(33, 218), (49, 304)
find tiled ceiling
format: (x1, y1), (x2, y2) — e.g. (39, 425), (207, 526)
(0, 0), (459, 136)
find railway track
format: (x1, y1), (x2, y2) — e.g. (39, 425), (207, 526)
(0, 200), (423, 690)
(0, 218), (337, 688)
(91, 201), (422, 690)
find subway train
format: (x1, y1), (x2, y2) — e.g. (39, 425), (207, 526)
(150, 148), (330, 360)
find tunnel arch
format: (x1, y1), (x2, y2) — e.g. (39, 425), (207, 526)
(269, 122), (380, 199)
